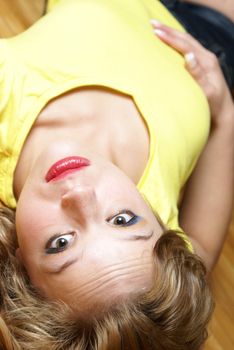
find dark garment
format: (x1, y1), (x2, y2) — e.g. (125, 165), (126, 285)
(161, 0), (234, 89)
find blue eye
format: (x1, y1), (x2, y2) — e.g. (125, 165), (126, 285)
(45, 232), (75, 254)
(108, 210), (141, 226)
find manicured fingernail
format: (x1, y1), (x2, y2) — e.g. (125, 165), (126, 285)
(185, 52), (197, 68)
(154, 29), (166, 37)
(150, 19), (161, 27)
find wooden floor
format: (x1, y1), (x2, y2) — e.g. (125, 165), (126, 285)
(0, 1), (233, 349)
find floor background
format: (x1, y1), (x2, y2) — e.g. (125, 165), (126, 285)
(0, 0), (233, 348)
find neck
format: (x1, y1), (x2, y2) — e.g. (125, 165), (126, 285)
(13, 87), (149, 199)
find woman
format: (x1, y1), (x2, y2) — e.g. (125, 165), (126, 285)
(0, 0), (233, 349)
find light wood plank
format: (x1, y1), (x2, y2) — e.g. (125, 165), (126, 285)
(0, 0), (43, 37)
(0, 1), (233, 349)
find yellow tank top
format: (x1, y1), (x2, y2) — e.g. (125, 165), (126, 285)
(0, 0), (210, 249)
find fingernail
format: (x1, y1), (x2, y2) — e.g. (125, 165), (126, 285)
(150, 19), (161, 27)
(154, 29), (166, 37)
(185, 52), (197, 69)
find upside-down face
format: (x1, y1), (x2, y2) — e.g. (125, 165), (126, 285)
(15, 143), (162, 313)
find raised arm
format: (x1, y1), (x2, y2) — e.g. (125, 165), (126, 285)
(151, 20), (234, 271)
(180, 103), (234, 272)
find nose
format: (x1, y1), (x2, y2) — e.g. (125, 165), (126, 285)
(61, 186), (98, 222)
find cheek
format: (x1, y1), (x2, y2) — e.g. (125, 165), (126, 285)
(16, 201), (41, 234)
(102, 179), (143, 208)
(15, 197), (56, 248)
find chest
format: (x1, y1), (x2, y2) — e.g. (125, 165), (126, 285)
(23, 87), (150, 184)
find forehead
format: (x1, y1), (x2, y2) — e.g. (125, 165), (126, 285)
(37, 248), (155, 311)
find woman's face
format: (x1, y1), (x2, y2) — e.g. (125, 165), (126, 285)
(15, 143), (162, 313)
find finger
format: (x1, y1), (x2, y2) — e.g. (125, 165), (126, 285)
(151, 20), (205, 57)
(150, 20), (231, 115)
(152, 22), (223, 78)
(185, 52), (198, 70)
(184, 51), (204, 79)
(151, 20), (201, 48)
(184, 51), (212, 94)
(151, 24), (204, 77)
(153, 27), (199, 56)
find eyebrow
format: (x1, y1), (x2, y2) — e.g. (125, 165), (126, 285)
(46, 230), (154, 274)
(129, 230), (154, 241)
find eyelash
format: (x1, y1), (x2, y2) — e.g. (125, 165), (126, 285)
(45, 232), (76, 254)
(45, 210), (141, 254)
(107, 210), (141, 226)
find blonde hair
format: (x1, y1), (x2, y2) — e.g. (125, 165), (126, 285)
(0, 206), (214, 350)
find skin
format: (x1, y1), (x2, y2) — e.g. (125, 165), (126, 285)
(152, 20), (234, 271)
(12, 60), (160, 314)
(15, 144), (162, 312)
(14, 12), (234, 312)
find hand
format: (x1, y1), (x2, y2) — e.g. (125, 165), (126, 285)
(151, 20), (234, 128)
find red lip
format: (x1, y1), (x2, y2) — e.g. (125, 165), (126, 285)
(45, 156), (90, 182)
